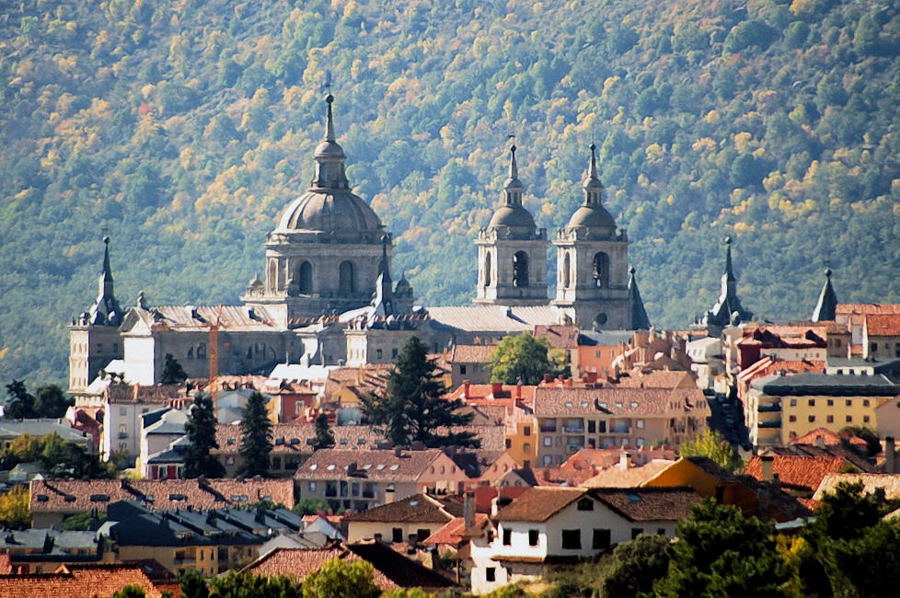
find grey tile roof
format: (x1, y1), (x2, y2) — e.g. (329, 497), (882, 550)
(752, 373), (900, 395)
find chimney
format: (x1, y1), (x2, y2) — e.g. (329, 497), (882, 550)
(760, 454), (774, 483)
(886, 436), (896, 474)
(464, 491), (475, 530)
(543, 374), (551, 384)
(374, 533), (383, 543)
(384, 486), (396, 504)
(394, 447), (403, 458)
(463, 380), (470, 400)
(617, 452), (629, 470)
(815, 435), (826, 449)
(490, 382), (503, 398)
(516, 382), (522, 400)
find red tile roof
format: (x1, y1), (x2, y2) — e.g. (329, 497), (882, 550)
(29, 478), (295, 514)
(244, 547), (396, 589)
(0, 564), (162, 598)
(423, 514), (490, 547)
(591, 487), (701, 521)
(837, 304), (900, 315)
(744, 454), (851, 493)
(789, 427), (867, 448)
(613, 370), (694, 389)
(294, 449), (449, 482)
(449, 344), (497, 363)
(533, 386), (707, 417)
(865, 314), (900, 336)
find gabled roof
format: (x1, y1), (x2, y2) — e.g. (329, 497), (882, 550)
(744, 453), (856, 494)
(0, 564), (162, 598)
(423, 514), (491, 546)
(789, 427), (868, 449)
(448, 344), (496, 363)
(590, 487), (701, 521)
(493, 487), (586, 522)
(343, 494), (460, 524)
(865, 314), (900, 336)
(580, 460), (676, 488)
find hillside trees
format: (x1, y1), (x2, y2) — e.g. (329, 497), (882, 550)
(0, 0), (896, 388)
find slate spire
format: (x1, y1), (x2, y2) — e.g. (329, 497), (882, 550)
(86, 236), (123, 326)
(311, 93), (349, 190)
(503, 144), (524, 206)
(582, 143), (603, 205)
(811, 268), (838, 322)
(627, 266), (651, 330)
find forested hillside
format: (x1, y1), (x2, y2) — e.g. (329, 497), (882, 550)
(1, 0), (897, 385)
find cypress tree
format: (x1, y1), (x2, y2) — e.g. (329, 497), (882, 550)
(312, 413), (335, 450)
(362, 336), (479, 449)
(183, 393), (224, 478)
(160, 353), (188, 384)
(238, 391), (272, 477)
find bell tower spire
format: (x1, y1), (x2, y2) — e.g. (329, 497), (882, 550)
(311, 93), (349, 190)
(811, 268), (838, 322)
(503, 144), (524, 206)
(582, 143), (602, 205)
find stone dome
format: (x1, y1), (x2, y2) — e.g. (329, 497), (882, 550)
(488, 204), (536, 230)
(277, 189), (383, 233)
(567, 203), (616, 231)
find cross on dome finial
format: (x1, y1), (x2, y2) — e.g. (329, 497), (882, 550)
(324, 93), (335, 142)
(509, 144), (518, 180)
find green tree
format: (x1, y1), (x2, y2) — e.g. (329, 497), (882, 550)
(490, 332), (555, 385)
(312, 413), (334, 450)
(362, 336), (478, 448)
(34, 384), (72, 418)
(794, 481), (900, 597)
(5, 379), (36, 419)
(238, 391), (273, 477)
(111, 585), (146, 598)
(679, 429), (742, 473)
(208, 570), (301, 598)
(0, 485), (30, 529)
(292, 497), (330, 516)
(179, 569), (209, 598)
(655, 500), (788, 598)
(301, 558), (381, 598)
(160, 353), (188, 385)
(61, 510), (107, 531)
(602, 534), (672, 598)
(183, 393), (225, 478)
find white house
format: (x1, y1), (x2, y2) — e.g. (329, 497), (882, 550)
(469, 486), (699, 594)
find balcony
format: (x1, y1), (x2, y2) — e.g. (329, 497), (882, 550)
(562, 425), (585, 434)
(758, 420), (782, 428)
(174, 557), (196, 565)
(758, 404), (781, 412)
(539, 425), (557, 433)
(608, 427), (631, 435)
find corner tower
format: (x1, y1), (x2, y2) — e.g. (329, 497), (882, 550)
(475, 145), (548, 306)
(69, 237), (125, 393)
(243, 94), (390, 326)
(552, 145), (630, 329)
(698, 237), (754, 334)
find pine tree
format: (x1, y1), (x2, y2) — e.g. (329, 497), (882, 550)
(183, 393), (224, 478)
(238, 391), (272, 477)
(312, 413), (335, 450)
(362, 336), (479, 449)
(160, 353), (188, 384)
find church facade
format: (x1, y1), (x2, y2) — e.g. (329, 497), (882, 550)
(68, 94), (651, 394)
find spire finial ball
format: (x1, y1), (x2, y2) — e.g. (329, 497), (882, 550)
(630, 266), (636, 275)
(825, 268), (832, 277)
(103, 236), (110, 245)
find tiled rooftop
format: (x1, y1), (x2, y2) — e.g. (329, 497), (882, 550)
(865, 313), (900, 336)
(812, 473), (900, 501)
(591, 487), (701, 521)
(449, 344), (497, 363)
(744, 454), (851, 493)
(29, 478), (295, 514)
(0, 564), (162, 598)
(533, 386), (706, 417)
(344, 493), (460, 524)
(294, 449), (449, 482)
(493, 487), (586, 522)
(580, 460), (677, 489)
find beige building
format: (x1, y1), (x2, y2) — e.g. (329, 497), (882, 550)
(532, 386), (708, 466)
(747, 372), (899, 446)
(344, 493), (461, 543)
(294, 448), (469, 512)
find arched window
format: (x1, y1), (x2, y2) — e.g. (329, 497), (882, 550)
(592, 252), (609, 288)
(298, 261), (313, 294)
(513, 251), (529, 287)
(197, 343), (206, 359)
(562, 252), (571, 288)
(267, 259), (278, 292)
(484, 252), (492, 287)
(339, 261), (355, 294)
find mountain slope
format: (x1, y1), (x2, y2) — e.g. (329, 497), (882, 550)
(0, 0), (897, 384)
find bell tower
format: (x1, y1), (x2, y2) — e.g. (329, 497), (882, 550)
(552, 145), (630, 329)
(475, 145), (548, 306)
